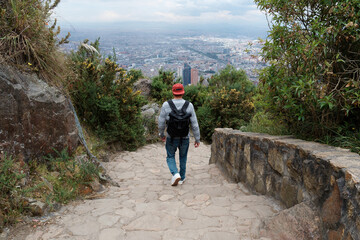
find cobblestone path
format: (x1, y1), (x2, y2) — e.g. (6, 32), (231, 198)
(8, 142), (282, 240)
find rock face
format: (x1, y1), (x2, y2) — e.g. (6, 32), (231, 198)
(260, 202), (322, 239)
(141, 103), (160, 142)
(211, 128), (360, 239)
(133, 78), (152, 98)
(141, 103), (160, 119)
(0, 64), (79, 159)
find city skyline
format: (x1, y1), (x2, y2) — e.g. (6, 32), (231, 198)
(60, 31), (267, 84)
(56, 0), (270, 84)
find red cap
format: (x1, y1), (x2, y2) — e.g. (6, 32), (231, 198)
(172, 83), (185, 95)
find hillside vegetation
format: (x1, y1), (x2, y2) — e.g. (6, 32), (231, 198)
(254, 0), (360, 153)
(0, 0), (99, 230)
(0, 0), (359, 233)
(0, 0), (70, 83)
(67, 39), (146, 150)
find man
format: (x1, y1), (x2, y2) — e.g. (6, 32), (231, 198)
(158, 83), (200, 186)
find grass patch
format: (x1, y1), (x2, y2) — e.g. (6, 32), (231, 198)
(0, 154), (27, 226)
(31, 149), (100, 204)
(0, 0), (70, 84)
(242, 111), (291, 136)
(243, 111), (360, 155)
(142, 114), (160, 144)
(317, 128), (360, 155)
(0, 149), (101, 230)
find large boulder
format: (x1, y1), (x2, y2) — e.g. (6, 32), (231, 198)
(0, 64), (79, 159)
(134, 78), (152, 98)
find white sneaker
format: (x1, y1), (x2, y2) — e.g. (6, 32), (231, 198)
(171, 173), (181, 186)
(179, 178), (186, 185)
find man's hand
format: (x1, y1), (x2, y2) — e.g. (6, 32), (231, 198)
(194, 141), (200, 148)
(161, 136), (166, 142)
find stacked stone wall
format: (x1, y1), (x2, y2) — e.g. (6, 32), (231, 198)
(210, 128), (360, 239)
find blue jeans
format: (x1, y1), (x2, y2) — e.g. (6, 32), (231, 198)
(165, 137), (189, 180)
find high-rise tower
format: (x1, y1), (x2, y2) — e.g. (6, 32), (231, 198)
(182, 63), (191, 86)
(191, 68), (199, 85)
(177, 66), (183, 79)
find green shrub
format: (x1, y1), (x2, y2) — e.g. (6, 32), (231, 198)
(243, 111), (290, 136)
(240, 84), (290, 135)
(197, 86), (255, 142)
(255, 0), (360, 139)
(0, 0), (70, 82)
(197, 105), (217, 142)
(68, 39), (146, 150)
(151, 78), (173, 103)
(183, 85), (209, 110)
(210, 87), (254, 128)
(151, 69), (180, 103)
(196, 66), (256, 142)
(128, 69), (144, 80)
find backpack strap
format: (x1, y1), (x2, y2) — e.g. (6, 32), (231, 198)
(167, 100), (178, 113)
(181, 101), (190, 114)
(168, 100), (189, 114)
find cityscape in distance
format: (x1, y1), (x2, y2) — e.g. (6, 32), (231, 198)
(60, 27), (269, 85)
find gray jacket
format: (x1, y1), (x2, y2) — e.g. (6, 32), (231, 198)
(158, 99), (200, 142)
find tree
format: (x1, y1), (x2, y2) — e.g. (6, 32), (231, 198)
(150, 69), (179, 103)
(255, 0), (360, 136)
(196, 66), (256, 142)
(209, 65), (254, 93)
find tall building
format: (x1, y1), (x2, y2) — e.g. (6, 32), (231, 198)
(191, 68), (199, 85)
(177, 66), (183, 79)
(182, 63), (191, 86)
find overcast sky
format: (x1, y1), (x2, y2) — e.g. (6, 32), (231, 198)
(55, 0), (268, 31)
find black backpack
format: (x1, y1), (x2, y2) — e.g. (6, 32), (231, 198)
(167, 100), (192, 138)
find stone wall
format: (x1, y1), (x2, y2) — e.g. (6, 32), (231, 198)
(210, 128), (360, 240)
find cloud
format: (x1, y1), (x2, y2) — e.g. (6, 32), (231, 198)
(54, 0), (267, 28)
(154, 9), (266, 24)
(98, 11), (130, 22)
